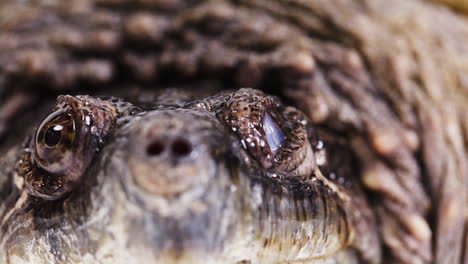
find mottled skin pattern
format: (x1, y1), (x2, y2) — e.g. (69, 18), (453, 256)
(0, 88), (367, 264)
(0, 0), (467, 264)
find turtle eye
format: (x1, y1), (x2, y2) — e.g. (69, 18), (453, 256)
(34, 107), (77, 173)
(19, 95), (118, 200)
(218, 88), (314, 176)
(263, 113), (285, 153)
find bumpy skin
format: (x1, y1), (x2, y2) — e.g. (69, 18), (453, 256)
(0, 88), (369, 264)
(0, 0), (467, 264)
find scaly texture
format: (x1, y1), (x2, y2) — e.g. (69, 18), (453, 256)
(0, 1), (466, 264)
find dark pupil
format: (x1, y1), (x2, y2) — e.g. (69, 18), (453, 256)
(44, 125), (63, 147)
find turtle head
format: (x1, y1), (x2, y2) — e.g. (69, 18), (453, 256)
(2, 88), (352, 264)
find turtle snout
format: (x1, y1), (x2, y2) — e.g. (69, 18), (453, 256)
(123, 112), (218, 198)
(106, 111), (238, 261)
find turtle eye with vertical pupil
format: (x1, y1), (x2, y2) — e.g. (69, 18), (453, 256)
(34, 107), (77, 174)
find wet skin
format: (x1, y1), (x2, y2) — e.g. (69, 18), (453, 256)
(0, 88), (370, 264)
(1, 1), (466, 263)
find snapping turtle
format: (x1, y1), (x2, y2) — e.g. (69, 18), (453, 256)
(0, 0), (466, 264)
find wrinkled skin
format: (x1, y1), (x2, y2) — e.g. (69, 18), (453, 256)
(0, 88), (366, 264)
(0, 0), (467, 264)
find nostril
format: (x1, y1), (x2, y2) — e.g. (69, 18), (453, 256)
(146, 139), (165, 156)
(171, 138), (192, 157)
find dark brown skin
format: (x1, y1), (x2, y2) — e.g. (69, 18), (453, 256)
(0, 0), (467, 264)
